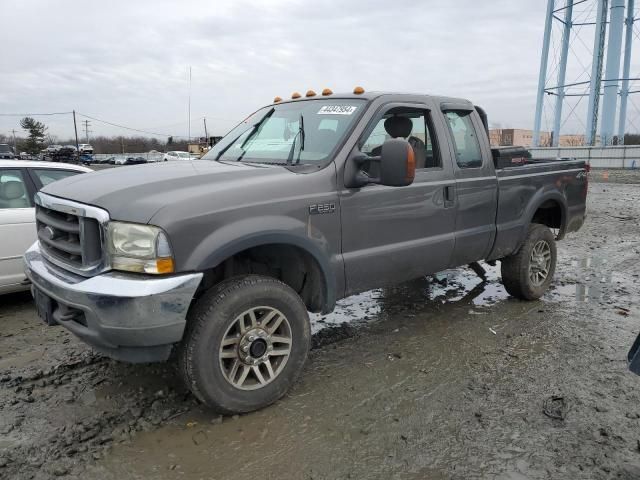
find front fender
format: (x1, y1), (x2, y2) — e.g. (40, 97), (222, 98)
(183, 215), (337, 313)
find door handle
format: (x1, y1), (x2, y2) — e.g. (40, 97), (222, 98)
(444, 185), (455, 207)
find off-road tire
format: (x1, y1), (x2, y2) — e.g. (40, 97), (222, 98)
(178, 275), (311, 414)
(500, 223), (557, 300)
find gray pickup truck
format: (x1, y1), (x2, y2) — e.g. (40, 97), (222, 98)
(24, 90), (588, 413)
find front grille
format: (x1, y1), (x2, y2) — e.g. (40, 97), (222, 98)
(36, 204), (103, 272)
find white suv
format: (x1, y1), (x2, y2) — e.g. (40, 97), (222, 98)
(78, 144), (94, 154)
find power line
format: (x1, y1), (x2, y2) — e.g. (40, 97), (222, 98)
(2, 109), (220, 139)
(0, 111), (73, 116)
(76, 112), (173, 137)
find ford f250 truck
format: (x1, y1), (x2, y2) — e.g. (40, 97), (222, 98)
(24, 89), (587, 413)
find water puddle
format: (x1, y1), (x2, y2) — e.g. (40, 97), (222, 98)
(548, 256), (637, 304)
(310, 263), (509, 334)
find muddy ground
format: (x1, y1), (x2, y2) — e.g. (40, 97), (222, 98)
(1, 173), (640, 480)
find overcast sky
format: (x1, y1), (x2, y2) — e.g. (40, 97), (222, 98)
(1, 0), (638, 141)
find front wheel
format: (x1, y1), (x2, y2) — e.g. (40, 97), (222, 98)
(500, 223), (557, 300)
(178, 275), (311, 414)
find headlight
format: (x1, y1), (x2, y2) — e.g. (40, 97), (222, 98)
(106, 222), (174, 274)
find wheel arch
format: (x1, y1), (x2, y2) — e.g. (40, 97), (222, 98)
(189, 230), (337, 314)
(522, 191), (568, 244)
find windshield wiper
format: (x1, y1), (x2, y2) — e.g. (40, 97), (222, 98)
(286, 113), (305, 165)
(215, 107), (275, 161)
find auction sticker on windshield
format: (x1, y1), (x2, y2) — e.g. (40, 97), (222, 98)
(317, 105), (358, 115)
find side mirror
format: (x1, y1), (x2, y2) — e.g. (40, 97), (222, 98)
(378, 138), (416, 187)
(345, 138), (416, 189)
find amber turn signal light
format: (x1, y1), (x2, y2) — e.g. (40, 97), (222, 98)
(405, 145), (416, 183)
(156, 257), (175, 274)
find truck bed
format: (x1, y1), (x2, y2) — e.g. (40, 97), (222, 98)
(488, 158), (588, 260)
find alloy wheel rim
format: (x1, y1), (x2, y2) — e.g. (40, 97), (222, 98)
(219, 306), (292, 391)
(529, 240), (552, 287)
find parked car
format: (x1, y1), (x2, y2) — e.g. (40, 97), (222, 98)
(95, 156), (115, 165)
(44, 145), (63, 154)
(25, 90), (588, 413)
(42, 146), (77, 163)
(113, 156), (146, 165)
(78, 144), (94, 154)
(163, 151), (191, 161)
(0, 160), (91, 294)
(128, 156), (147, 165)
(0, 144), (15, 159)
(79, 154), (94, 166)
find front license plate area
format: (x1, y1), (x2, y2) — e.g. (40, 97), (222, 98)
(33, 288), (55, 326)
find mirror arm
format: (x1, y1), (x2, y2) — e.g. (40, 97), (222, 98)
(347, 150), (386, 188)
(355, 171), (380, 185)
(351, 153), (382, 187)
(352, 153), (381, 165)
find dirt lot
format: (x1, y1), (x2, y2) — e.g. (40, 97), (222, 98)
(1, 173), (640, 480)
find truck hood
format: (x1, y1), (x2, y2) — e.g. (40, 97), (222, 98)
(41, 161), (294, 224)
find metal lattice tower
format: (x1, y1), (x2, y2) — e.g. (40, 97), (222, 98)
(533, 0), (639, 146)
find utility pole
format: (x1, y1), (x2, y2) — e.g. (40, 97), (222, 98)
(188, 66), (192, 144)
(11, 129), (17, 154)
(120, 136), (125, 154)
(72, 110), (80, 153)
(83, 120), (92, 144)
(203, 117), (208, 141)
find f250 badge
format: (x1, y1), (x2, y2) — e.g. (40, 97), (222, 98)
(309, 203), (336, 215)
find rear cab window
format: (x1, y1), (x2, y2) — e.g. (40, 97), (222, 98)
(444, 111), (483, 169)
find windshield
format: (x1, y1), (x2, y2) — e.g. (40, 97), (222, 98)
(178, 152), (190, 158)
(202, 99), (365, 165)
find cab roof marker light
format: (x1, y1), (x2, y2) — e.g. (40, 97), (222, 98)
(322, 88), (333, 96)
(305, 90), (316, 97)
(353, 86), (365, 94)
(291, 92), (301, 99)
(273, 96), (283, 103)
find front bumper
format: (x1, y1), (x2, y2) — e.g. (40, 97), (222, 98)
(24, 242), (202, 363)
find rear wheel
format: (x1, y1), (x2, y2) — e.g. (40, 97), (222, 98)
(178, 275), (310, 414)
(500, 223), (557, 300)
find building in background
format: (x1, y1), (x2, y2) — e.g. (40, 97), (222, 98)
(489, 128), (588, 147)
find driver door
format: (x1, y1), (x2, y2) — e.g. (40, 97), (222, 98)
(340, 102), (457, 296)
